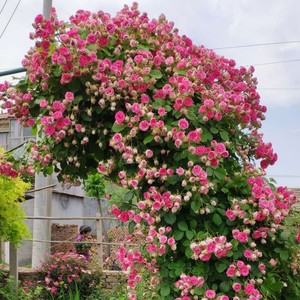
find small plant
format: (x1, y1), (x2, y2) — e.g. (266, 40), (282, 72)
(0, 275), (32, 300)
(32, 252), (102, 300)
(74, 241), (92, 253)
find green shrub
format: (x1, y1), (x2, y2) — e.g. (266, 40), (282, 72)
(31, 252), (102, 300)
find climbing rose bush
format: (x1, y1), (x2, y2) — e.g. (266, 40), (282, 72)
(1, 3), (299, 299)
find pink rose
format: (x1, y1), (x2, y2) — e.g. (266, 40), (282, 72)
(244, 283), (255, 295)
(39, 99), (48, 108)
(118, 212), (129, 222)
(225, 210), (236, 221)
(244, 249), (252, 259)
(205, 289), (216, 299)
(232, 282), (242, 292)
(65, 91), (74, 103)
(226, 266), (236, 277)
(178, 118), (189, 130)
(167, 237), (175, 246)
(139, 120), (150, 131)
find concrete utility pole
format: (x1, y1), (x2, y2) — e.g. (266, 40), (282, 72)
(31, 0), (53, 267)
(43, 0), (52, 19)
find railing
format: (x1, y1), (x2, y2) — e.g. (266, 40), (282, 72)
(6, 214), (134, 287)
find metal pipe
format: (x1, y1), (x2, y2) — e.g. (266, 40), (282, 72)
(0, 67), (26, 77)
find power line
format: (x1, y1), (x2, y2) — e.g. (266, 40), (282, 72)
(213, 40), (300, 50)
(253, 58), (300, 66)
(267, 175), (300, 178)
(0, 0), (22, 39)
(259, 88), (300, 91)
(0, 0), (8, 14)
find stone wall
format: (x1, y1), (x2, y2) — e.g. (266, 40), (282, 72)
(102, 270), (127, 290)
(16, 268), (127, 291)
(51, 223), (78, 254)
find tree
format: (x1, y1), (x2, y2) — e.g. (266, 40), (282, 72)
(0, 148), (30, 246)
(0, 4), (299, 299)
(83, 173), (110, 256)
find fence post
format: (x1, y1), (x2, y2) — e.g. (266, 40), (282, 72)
(96, 213), (103, 268)
(9, 243), (18, 288)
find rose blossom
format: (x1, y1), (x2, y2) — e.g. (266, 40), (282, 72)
(139, 120), (150, 131)
(205, 289), (216, 299)
(178, 118), (189, 130)
(115, 111), (126, 124)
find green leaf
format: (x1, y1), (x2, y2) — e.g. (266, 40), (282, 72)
(214, 167), (226, 180)
(210, 127), (219, 134)
(123, 191), (134, 202)
(112, 123), (127, 133)
(136, 43), (150, 50)
(219, 280), (230, 292)
(152, 98), (164, 109)
(101, 47), (112, 57)
(220, 130), (229, 141)
(164, 213), (176, 225)
(279, 251), (289, 261)
(53, 67), (61, 77)
(191, 200), (201, 212)
(186, 230), (194, 240)
(173, 151), (188, 162)
(201, 132), (208, 142)
(86, 44), (98, 51)
(213, 213), (222, 226)
(217, 208), (226, 216)
(168, 270), (176, 279)
(44, 166), (54, 175)
(150, 69), (163, 79)
(186, 108), (197, 121)
(79, 29), (89, 39)
(280, 231), (290, 240)
(175, 268), (183, 276)
(166, 175), (179, 185)
(165, 105), (172, 112)
(190, 219), (197, 229)
(73, 95), (83, 105)
(194, 286), (204, 296)
(160, 266), (169, 277)
(176, 69), (186, 76)
(81, 113), (92, 122)
(174, 230), (184, 241)
(215, 261), (227, 273)
(143, 135), (154, 144)
(206, 167), (214, 176)
(168, 262), (184, 270)
(128, 221), (135, 234)
(185, 247), (193, 258)
(178, 221), (188, 231)
(230, 239), (239, 248)
(160, 284), (170, 297)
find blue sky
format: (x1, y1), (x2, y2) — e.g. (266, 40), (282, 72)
(0, 0), (299, 187)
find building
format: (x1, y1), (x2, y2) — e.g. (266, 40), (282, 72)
(0, 113), (116, 267)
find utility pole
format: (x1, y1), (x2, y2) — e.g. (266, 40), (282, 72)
(43, 0), (52, 19)
(31, 0), (53, 267)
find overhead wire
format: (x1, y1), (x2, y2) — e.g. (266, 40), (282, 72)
(0, 0), (22, 39)
(213, 40), (300, 50)
(259, 88), (300, 91)
(0, 0), (8, 14)
(253, 58), (300, 66)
